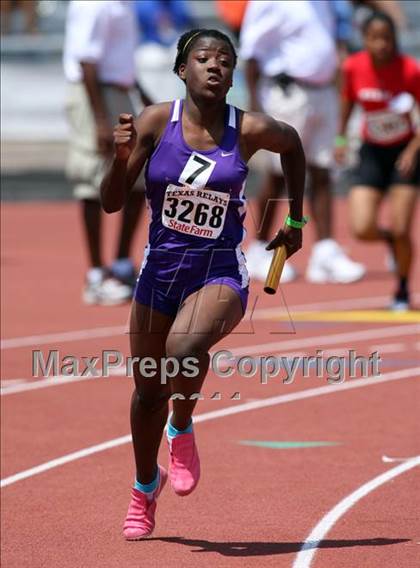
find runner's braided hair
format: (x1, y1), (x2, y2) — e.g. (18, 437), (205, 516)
(173, 29), (237, 77)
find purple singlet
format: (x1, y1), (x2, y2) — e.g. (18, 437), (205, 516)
(134, 99), (250, 316)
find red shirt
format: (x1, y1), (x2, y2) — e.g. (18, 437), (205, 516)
(342, 51), (420, 146)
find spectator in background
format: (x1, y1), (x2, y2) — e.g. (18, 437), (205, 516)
(215, 0), (248, 41)
(336, 11), (419, 311)
(1, 0), (38, 34)
(134, 0), (194, 46)
(240, 0), (365, 283)
(333, 0), (355, 59)
(348, 1), (407, 52)
(354, 1), (406, 30)
(63, 0), (148, 305)
(133, 0), (195, 104)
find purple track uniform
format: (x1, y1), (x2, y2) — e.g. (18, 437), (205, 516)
(135, 99), (250, 316)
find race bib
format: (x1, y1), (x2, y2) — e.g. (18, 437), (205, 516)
(365, 110), (411, 144)
(162, 184), (230, 239)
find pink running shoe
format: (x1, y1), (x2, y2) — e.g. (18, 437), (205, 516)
(168, 432), (200, 496)
(123, 465), (167, 540)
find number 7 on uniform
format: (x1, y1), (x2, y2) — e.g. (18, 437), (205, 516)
(178, 152), (216, 189)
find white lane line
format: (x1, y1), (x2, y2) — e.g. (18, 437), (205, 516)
(293, 456), (420, 568)
(227, 324), (420, 357)
(0, 436), (132, 490)
(1, 325), (126, 350)
(1, 374), (98, 395)
(1, 366), (419, 488)
(0, 379), (26, 387)
(2, 324), (419, 396)
(250, 291), (420, 317)
(382, 455), (420, 463)
(3, 293), (419, 350)
(370, 343), (406, 354)
(320, 348), (353, 358)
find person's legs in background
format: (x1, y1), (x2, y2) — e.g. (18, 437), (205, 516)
(246, 83), (365, 284)
(105, 87), (145, 290)
(246, 82), (302, 283)
(304, 86), (365, 283)
(74, 183), (133, 306)
(1, 0), (38, 35)
(66, 84), (144, 305)
(307, 165), (332, 240)
(79, 188), (144, 304)
(349, 185), (384, 244)
(1, 0), (13, 34)
(111, 190), (144, 288)
(81, 198), (102, 268)
(305, 162), (365, 283)
(246, 171), (297, 283)
(388, 185), (417, 310)
(20, 0), (38, 34)
(79, 165), (144, 305)
(348, 182), (417, 310)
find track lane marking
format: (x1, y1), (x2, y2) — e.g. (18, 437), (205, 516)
(1, 366), (419, 488)
(3, 293), (419, 350)
(2, 324), (419, 396)
(221, 324), (420, 357)
(293, 456), (420, 568)
(370, 343), (406, 354)
(1, 374), (98, 395)
(1, 326), (126, 350)
(382, 455), (420, 463)
(0, 379), (26, 387)
(267, 311), (420, 323)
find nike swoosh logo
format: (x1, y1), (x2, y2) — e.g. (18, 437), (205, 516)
(221, 151), (234, 157)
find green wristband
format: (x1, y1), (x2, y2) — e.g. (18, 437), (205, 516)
(335, 135), (347, 147)
(285, 215), (309, 229)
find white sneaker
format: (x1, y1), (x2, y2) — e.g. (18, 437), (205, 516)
(83, 268), (104, 304)
(390, 291), (410, 312)
(389, 298), (409, 312)
(306, 239), (365, 284)
(246, 239), (297, 283)
(98, 277), (133, 305)
(83, 268), (132, 305)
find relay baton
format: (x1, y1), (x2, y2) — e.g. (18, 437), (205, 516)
(264, 245), (287, 295)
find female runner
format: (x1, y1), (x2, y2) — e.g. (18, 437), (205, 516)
(101, 29), (306, 539)
(336, 12), (419, 310)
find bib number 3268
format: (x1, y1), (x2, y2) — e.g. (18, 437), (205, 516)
(161, 152), (230, 239)
(162, 185), (230, 239)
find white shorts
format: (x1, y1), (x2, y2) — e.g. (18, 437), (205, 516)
(260, 80), (338, 172)
(65, 82), (144, 200)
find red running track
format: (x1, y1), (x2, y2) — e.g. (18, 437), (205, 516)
(1, 198), (419, 568)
